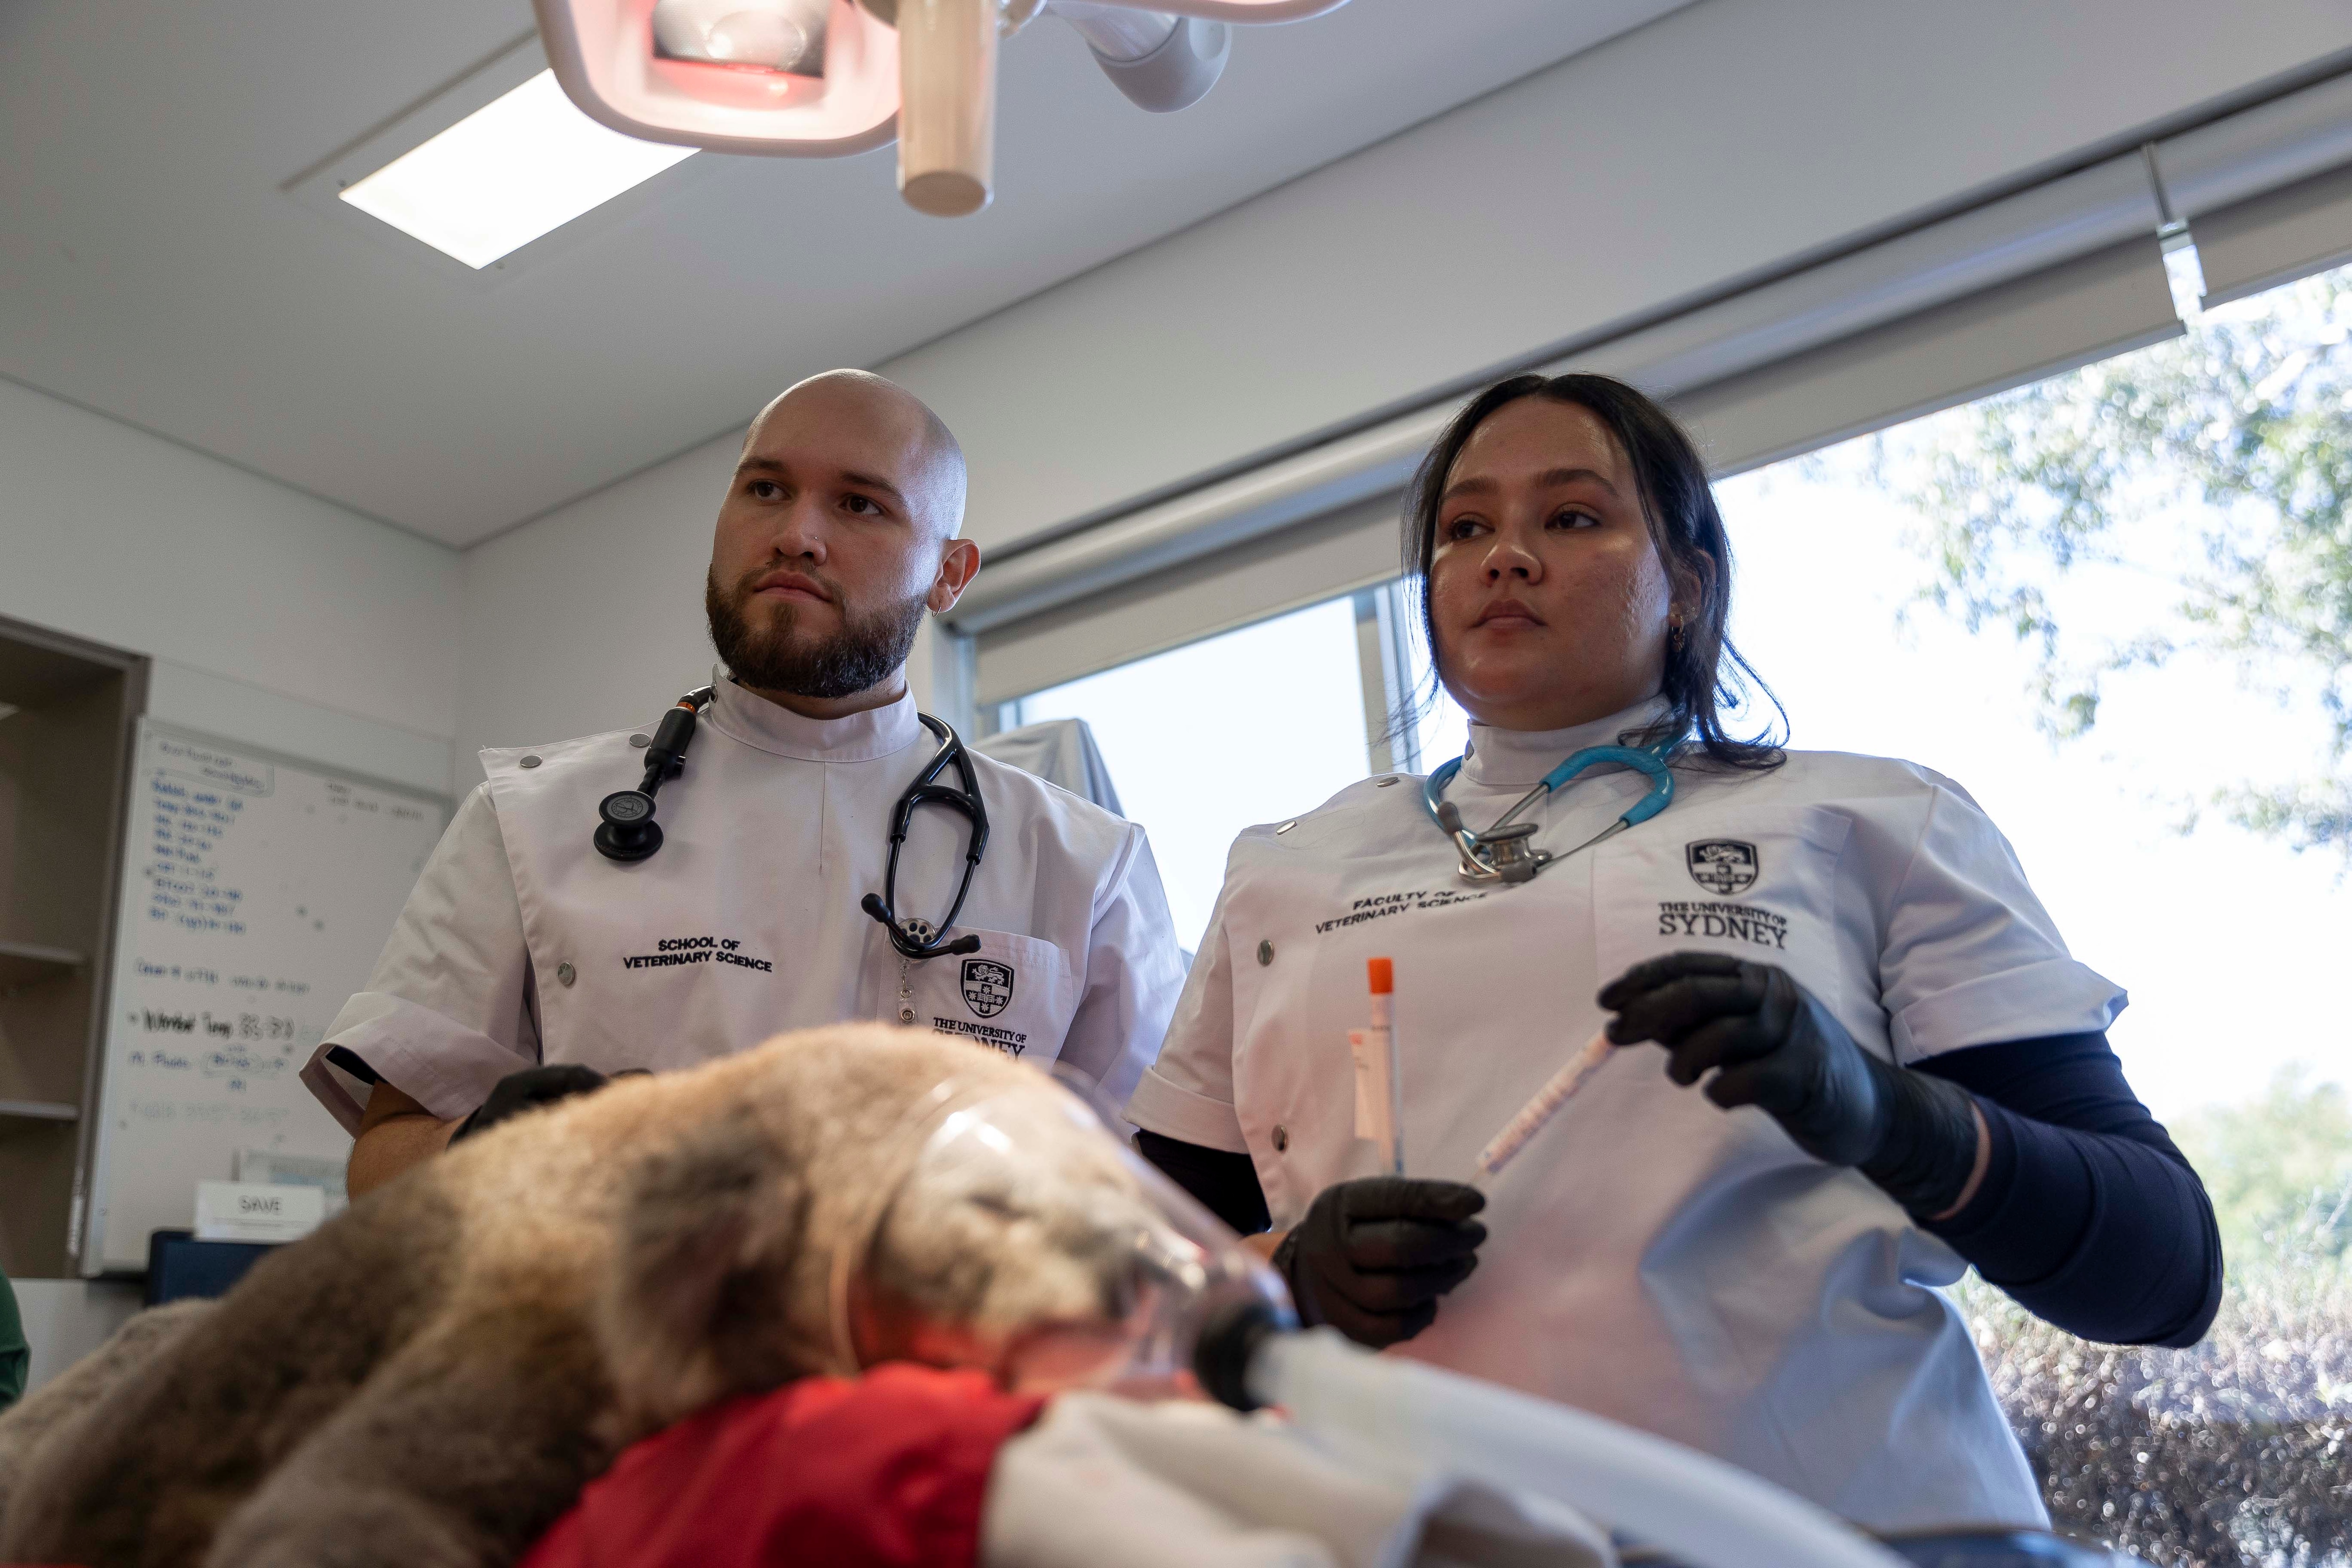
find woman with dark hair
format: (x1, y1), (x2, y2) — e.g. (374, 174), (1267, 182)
(1127, 373), (2221, 1531)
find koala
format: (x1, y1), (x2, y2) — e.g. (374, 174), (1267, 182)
(0, 1297), (215, 1536)
(0, 1024), (1166, 1568)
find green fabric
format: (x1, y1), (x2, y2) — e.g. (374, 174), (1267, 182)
(0, 1267), (26, 1409)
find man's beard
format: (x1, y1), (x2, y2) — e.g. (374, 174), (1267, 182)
(706, 566), (927, 700)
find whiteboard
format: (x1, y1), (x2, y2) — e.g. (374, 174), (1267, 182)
(82, 721), (447, 1273)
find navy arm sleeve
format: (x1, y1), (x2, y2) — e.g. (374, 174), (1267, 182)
(1916, 1031), (2222, 1348)
(1135, 1130), (1271, 1237)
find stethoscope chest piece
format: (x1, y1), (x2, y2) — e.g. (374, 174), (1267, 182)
(1423, 727), (1686, 885)
(1472, 820), (1546, 884)
(594, 790), (662, 862)
(590, 687), (712, 865)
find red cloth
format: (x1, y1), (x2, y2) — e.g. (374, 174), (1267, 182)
(520, 1366), (1048, 1568)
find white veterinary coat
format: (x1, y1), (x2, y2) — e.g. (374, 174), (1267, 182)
(303, 676), (1186, 1133)
(1127, 701), (2125, 1533)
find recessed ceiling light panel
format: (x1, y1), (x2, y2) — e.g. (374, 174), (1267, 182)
(338, 71), (698, 269)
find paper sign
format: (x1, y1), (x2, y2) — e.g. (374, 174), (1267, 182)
(194, 1179), (325, 1243)
(236, 1148), (350, 1216)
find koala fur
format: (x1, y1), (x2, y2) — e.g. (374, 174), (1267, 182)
(0, 1298), (215, 1536)
(0, 1024), (1159, 1568)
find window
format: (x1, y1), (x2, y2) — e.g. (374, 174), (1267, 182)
(1702, 260), (2352, 1566)
(1713, 464), (2341, 1136)
(1005, 595), (1374, 950)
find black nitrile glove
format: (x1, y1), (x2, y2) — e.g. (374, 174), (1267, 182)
(1272, 1177), (1487, 1349)
(1597, 952), (1982, 1218)
(448, 1063), (611, 1144)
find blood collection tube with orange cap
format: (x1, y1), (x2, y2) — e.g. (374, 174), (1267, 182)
(1344, 959), (1402, 1174)
(1354, 957), (1402, 1176)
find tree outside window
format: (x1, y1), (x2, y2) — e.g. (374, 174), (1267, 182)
(1717, 259), (2352, 1568)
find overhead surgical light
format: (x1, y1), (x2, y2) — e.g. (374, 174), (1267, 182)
(651, 0), (833, 74)
(532, 0), (1349, 217)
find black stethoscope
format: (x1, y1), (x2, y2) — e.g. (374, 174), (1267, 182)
(592, 685), (990, 962)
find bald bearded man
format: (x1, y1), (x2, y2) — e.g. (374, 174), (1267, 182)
(308, 372), (1187, 1195)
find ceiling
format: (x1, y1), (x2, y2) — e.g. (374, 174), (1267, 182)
(0, 0), (1689, 548)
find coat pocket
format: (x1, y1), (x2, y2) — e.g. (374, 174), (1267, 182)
(896, 930), (1080, 1067)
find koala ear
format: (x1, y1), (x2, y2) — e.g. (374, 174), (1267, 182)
(598, 1110), (812, 1427)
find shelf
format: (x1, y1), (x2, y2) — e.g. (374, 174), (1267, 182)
(0, 939), (86, 991)
(0, 1099), (79, 1122)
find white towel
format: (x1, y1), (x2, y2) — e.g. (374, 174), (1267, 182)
(983, 1393), (1614, 1568)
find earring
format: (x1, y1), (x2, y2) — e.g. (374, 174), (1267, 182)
(1668, 617), (1686, 651)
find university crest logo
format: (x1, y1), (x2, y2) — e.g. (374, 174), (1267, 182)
(961, 958), (1015, 1019)
(1685, 839), (1759, 896)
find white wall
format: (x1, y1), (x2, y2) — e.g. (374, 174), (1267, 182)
(454, 429), (739, 782)
(0, 377), (461, 795)
(454, 0), (2352, 755)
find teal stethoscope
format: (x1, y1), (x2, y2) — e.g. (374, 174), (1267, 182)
(1422, 727), (1686, 884)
